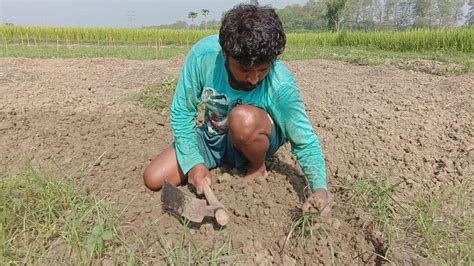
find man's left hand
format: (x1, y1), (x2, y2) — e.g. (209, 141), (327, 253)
(302, 188), (331, 217)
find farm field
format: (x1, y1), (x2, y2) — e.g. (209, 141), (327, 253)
(1, 26), (473, 72)
(1, 54), (472, 264)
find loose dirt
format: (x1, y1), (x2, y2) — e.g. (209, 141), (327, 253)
(1, 57), (472, 264)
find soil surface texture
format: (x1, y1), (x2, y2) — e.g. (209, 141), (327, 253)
(1, 57), (472, 264)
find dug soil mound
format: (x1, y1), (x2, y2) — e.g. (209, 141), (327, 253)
(1, 57), (472, 264)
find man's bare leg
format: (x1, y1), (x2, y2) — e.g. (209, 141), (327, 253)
(143, 146), (187, 190)
(228, 105), (272, 181)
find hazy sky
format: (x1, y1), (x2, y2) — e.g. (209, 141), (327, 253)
(0, 0), (308, 28)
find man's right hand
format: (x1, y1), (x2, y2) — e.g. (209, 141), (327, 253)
(188, 163), (211, 194)
(302, 188), (331, 217)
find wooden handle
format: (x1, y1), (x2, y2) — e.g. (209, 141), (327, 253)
(203, 183), (230, 226)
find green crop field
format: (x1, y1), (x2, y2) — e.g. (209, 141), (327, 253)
(1, 26), (473, 52)
(0, 26), (216, 46)
(1, 26), (473, 73)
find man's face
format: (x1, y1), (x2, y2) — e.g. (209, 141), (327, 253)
(225, 55), (273, 91)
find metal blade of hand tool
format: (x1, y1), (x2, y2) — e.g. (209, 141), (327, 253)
(161, 181), (214, 223)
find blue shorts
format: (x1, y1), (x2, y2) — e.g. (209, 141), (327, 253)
(195, 120), (286, 169)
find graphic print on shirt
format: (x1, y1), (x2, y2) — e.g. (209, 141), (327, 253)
(201, 87), (233, 134)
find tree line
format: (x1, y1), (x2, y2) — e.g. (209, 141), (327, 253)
(278, 0), (473, 32)
(145, 9), (220, 30)
(146, 0), (473, 31)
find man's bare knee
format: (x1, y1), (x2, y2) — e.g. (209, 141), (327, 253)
(229, 105), (259, 144)
(143, 165), (164, 190)
(143, 146), (186, 191)
(229, 105), (271, 146)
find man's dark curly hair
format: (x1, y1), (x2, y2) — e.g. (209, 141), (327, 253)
(219, 4), (286, 67)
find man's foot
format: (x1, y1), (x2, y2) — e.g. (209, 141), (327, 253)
(244, 164), (267, 182)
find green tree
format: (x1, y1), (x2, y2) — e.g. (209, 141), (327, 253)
(277, 0), (326, 31)
(373, 0), (385, 27)
(275, 0), (472, 31)
(413, 0), (435, 28)
(198, 19), (220, 30)
(188, 11), (198, 29)
(381, 0), (399, 29)
(309, 1), (328, 30)
(393, 0), (416, 29)
(343, 0), (374, 30)
(325, 0), (348, 31)
(435, 0), (465, 27)
(201, 9), (210, 29)
(149, 20), (189, 29)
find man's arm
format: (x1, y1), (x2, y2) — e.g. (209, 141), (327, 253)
(170, 52), (206, 174)
(271, 80), (327, 192)
(271, 81), (330, 215)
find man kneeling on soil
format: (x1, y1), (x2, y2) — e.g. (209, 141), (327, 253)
(143, 4), (330, 216)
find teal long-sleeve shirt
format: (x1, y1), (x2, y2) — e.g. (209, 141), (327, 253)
(170, 35), (327, 191)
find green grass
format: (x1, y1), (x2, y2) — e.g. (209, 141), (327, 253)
(282, 45), (474, 73)
(155, 219), (237, 264)
(342, 174), (402, 249)
(135, 77), (177, 112)
(0, 163), (123, 264)
(0, 162), (242, 264)
(1, 42), (472, 75)
(340, 174), (473, 264)
(286, 28), (474, 53)
(412, 184), (473, 264)
(281, 212), (336, 264)
(1, 26), (473, 74)
(286, 213), (322, 242)
(0, 43), (190, 60)
(2, 26), (472, 52)
(0, 26), (216, 45)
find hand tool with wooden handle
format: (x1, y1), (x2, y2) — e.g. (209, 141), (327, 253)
(161, 181), (230, 226)
(202, 183), (229, 226)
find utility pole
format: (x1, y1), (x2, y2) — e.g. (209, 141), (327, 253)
(250, 0), (260, 6)
(126, 9), (136, 28)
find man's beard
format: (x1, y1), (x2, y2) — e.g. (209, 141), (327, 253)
(225, 61), (258, 91)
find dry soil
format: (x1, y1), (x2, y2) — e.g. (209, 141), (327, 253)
(0, 57), (472, 264)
